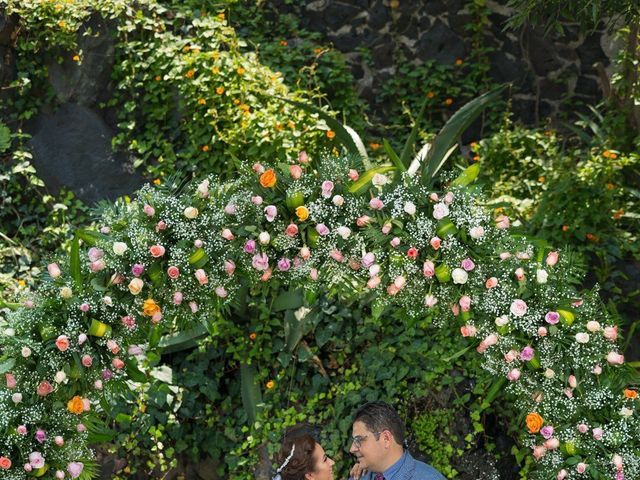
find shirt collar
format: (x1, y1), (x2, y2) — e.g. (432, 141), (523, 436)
(381, 450), (407, 480)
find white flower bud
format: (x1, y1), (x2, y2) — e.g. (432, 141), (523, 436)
(258, 231), (270, 245)
(112, 242), (128, 255)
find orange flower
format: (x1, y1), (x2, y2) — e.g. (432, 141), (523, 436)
(185, 69), (195, 79)
(279, 40), (288, 46)
(240, 104), (250, 112)
(562, 225), (569, 232)
(538, 176), (545, 183)
(217, 12), (225, 20)
(211, 67), (220, 74)
(142, 298), (161, 317)
(313, 47), (323, 55)
(369, 142), (381, 150)
(603, 150), (617, 159)
(249, 333), (257, 341)
(586, 233), (598, 242)
(202, 145), (210, 152)
(455, 58), (464, 65)
(216, 86), (225, 95)
(326, 130), (336, 139)
(67, 396), (84, 415)
(72, 55), (80, 62)
(613, 209), (625, 220)
(624, 389), (638, 399)
(470, 141), (478, 149)
(0, 457), (11, 470)
(259, 169), (277, 188)
(153, 178), (161, 185)
(198, 98), (206, 105)
(426, 91), (435, 99)
(58, 20), (66, 28)
(444, 98), (453, 106)
(266, 380), (275, 389)
(526, 412), (544, 433)
(154, 75), (161, 81)
(236, 67), (245, 75)
(473, 155), (480, 161)
(606, 183), (615, 190)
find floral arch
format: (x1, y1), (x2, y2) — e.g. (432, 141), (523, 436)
(0, 152), (638, 480)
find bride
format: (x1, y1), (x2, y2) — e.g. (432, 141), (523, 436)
(273, 425), (336, 480)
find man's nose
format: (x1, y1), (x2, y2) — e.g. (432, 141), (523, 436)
(349, 442), (357, 454)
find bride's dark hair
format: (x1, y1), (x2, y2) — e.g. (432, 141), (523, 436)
(274, 424), (318, 480)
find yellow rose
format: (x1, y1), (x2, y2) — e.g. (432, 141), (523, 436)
(295, 206), (309, 221)
(142, 298), (161, 317)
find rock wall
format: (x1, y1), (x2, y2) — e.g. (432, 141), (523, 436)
(271, 0), (618, 126)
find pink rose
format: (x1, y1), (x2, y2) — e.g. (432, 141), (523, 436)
(514, 267), (525, 281)
(390, 237), (400, 247)
(451, 304), (460, 316)
(189, 301), (199, 313)
(289, 165), (302, 179)
(277, 258), (292, 271)
(520, 346), (534, 361)
(424, 294), (438, 308)
(215, 286), (228, 298)
(300, 247), (311, 260)
(244, 239), (256, 254)
(298, 151), (309, 164)
(540, 426), (554, 439)
(510, 299), (528, 317)
(56, 335), (70, 352)
(576, 463), (587, 474)
(221, 228), (235, 241)
(386, 284), (400, 296)
(149, 245), (165, 257)
(369, 198), (384, 210)
(432, 203), (449, 219)
(112, 358), (125, 370)
(545, 311), (560, 324)
(362, 252), (375, 268)
(329, 250), (344, 263)
(251, 195), (263, 205)
(48, 263), (62, 279)
(557, 469), (568, 480)
(507, 368), (521, 381)
(461, 258), (475, 271)
(17, 425), (27, 435)
(429, 192), (439, 201)
(321, 180), (334, 198)
(316, 224), (330, 236)
(167, 266), (180, 279)
(504, 350), (518, 363)
(155, 220), (167, 232)
(532, 445), (546, 460)
(87, 247), (104, 262)
(407, 247), (418, 259)
(459, 295), (471, 311)
(37, 381), (54, 396)
(443, 192), (455, 204)
(423, 260), (436, 277)
(131, 264), (144, 277)
(460, 325), (477, 337)
(430, 237), (441, 250)
(499, 252), (512, 261)
(121, 315), (136, 328)
(607, 352), (624, 365)
(285, 223), (299, 237)
(81, 355), (93, 367)
(485, 277), (498, 289)
(568, 375), (577, 388)
(544, 438), (559, 450)
(310, 268), (318, 281)
(143, 204), (155, 216)
(173, 292), (183, 305)
(381, 222), (392, 234)
(538, 327), (548, 337)
(603, 326), (618, 341)
(546, 251), (559, 266)
(194, 269), (208, 285)
(90, 259), (106, 272)
(592, 364), (602, 375)
(252, 162), (264, 173)
(348, 169), (359, 181)
(252, 253), (269, 271)
(367, 276), (381, 289)
(5, 373), (16, 389)
(495, 214), (510, 229)
(224, 260), (236, 276)
(356, 215), (371, 227)
(224, 203), (237, 215)
(264, 205), (278, 222)
(592, 427), (603, 440)
(393, 276), (406, 289)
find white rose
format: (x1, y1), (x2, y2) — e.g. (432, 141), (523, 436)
(332, 195), (344, 206)
(184, 206), (199, 219)
(112, 242), (128, 255)
(575, 332), (590, 344)
(371, 173), (389, 187)
(369, 264), (381, 277)
(4, 328), (15, 337)
(12, 393), (22, 404)
(536, 269), (548, 284)
(495, 315), (509, 327)
(620, 407), (633, 418)
(451, 268), (468, 285)
(586, 321), (601, 332)
(102, 296), (113, 307)
(258, 231), (271, 245)
(197, 179), (210, 198)
(433, 203), (449, 220)
(21, 346), (31, 358)
(336, 226), (351, 239)
(60, 286), (73, 299)
(294, 306), (312, 321)
(55, 371), (67, 384)
(469, 226), (484, 239)
(403, 201), (416, 215)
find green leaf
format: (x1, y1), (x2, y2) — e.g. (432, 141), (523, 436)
(276, 97), (370, 167)
(0, 122), (10, 153)
(75, 229), (109, 246)
(70, 235), (82, 289)
(0, 299), (20, 310)
(0, 357), (16, 374)
(124, 358), (147, 383)
(158, 325), (208, 353)
(273, 289), (304, 311)
(383, 139), (405, 173)
(398, 99), (427, 170)
(240, 363), (262, 424)
(347, 165), (396, 196)
(422, 85), (507, 184)
(451, 163), (481, 187)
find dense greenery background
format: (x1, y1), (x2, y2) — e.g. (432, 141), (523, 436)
(0, 0), (638, 478)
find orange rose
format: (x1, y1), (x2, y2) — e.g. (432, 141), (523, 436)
(0, 457), (11, 470)
(266, 380), (275, 389)
(142, 299), (161, 317)
(526, 412), (544, 433)
(259, 169), (277, 188)
(67, 396), (84, 415)
(624, 389), (638, 399)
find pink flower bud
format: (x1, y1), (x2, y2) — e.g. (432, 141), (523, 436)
(544, 438), (559, 450)
(576, 463), (587, 474)
(285, 224), (299, 237)
(424, 294), (438, 308)
(356, 215), (371, 227)
(348, 169), (359, 181)
(289, 165), (302, 179)
(224, 260), (236, 276)
(381, 222), (392, 234)
(603, 326), (618, 341)
(568, 375), (577, 388)
(390, 237), (400, 247)
(538, 327), (548, 337)
(369, 198), (384, 210)
(514, 267), (525, 281)
(557, 469), (567, 480)
(300, 246), (311, 260)
(48, 263), (62, 279)
(194, 269), (208, 285)
(251, 196), (263, 205)
(430, 237), (441, 250)
(578, 423), (589, 434)
(592, 427), (603, 440)
(173, 292), (183, 305)
(367, 276), (381, 289)
(546, 251), (559, 266)
(215, 286), (228, 298)
(458, 295), (471, 311)
(532, 445), (546, 460)
(143, 204), (155, 216)
(485, 277), (498, 289)
(221, 229), (234, 241)
(310, 268), (318, 281)
(507, 368), (521, 381)
(189, 301), (199, 313)
(298, 151), (309, 164)
(607, 351), (624, 365)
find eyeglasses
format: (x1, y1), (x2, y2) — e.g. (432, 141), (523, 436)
(351, 432), (380, 449)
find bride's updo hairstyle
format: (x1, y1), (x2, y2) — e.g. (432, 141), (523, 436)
(273, 424), (318, 480)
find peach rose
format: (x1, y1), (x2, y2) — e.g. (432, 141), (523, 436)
(55, 335), (70, 352)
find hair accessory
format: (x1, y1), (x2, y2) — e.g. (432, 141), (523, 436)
(272, 444), (295, 480)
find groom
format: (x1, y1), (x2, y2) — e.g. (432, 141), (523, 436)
(349, 401), (446, 480)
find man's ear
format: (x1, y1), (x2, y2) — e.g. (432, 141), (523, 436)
(381, 430), (393, 446)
